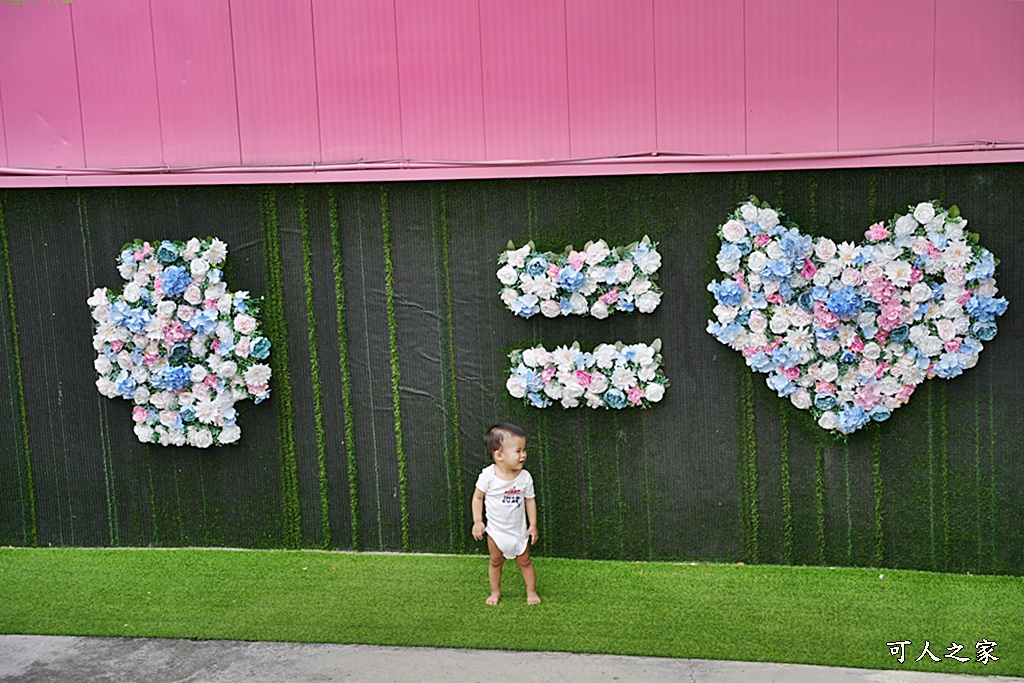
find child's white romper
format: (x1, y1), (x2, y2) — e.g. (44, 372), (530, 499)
(475, 464), (535, 559)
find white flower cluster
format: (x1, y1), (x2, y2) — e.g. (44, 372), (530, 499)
(507, 340), (668, 409)
(497, 237), (662, 319)
(88, 238), (272, 448)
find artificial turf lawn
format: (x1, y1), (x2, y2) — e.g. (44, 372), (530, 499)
(0, 548), (1020, 676)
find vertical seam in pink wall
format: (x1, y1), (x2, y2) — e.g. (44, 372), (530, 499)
(226, 0), (245, 165)
(69, 3), (89, 167)
(309, 0), (324, 163)
(392, 0), (406, 159)
(0, 78), (8, 167)
(835, 0), (840, 151)
(742, 0), (748, 155)
(476, 0), (488, 160)
(562, 0), (573, 159)
(931, 0), (937, 143)
(650, 0), (659, 152)
(148, 0), (167, 166)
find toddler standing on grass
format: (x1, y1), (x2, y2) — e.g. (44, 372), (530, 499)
(472, 423), (540, 605)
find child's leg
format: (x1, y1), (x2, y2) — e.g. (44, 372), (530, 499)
(486, 536), (504, 605)
(515, 547), (540, 605)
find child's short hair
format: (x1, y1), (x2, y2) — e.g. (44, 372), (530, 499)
(484, 422), (526, 458)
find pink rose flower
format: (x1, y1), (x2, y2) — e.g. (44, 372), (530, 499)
(567, 250), (586, 270)
(849, 336), (865, 353)
(574, 370), (593, 387)
(541, 366), (556, 384)
(801, 259), (817, 279)
(598, 288), (619, 305)
(865, 222), (890, 241)
(234, 314), (257, 335)
(132, 406), (147, 423)
(754, 233), (772, 248)
(627, 387), (645, 405)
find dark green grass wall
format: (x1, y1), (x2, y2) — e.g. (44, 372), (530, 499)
(0, 166), (1021, 575)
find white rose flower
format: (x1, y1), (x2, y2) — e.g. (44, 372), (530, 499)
(496, 264), (518, 286)
(614, 261), (635, 284)
(118, 262), (136, 281)
(913, 202), (936, 224)
(814, 238), (837, 262)
(740, 203), (759, 222)
(765, 241), (783, 260)
(936, 319), (956, 341)
(589, 373), (609, 394)
(590, 301), (610, 319)
(585, 392), (604, 409)
(910, 283), (933, 302)
(505, 245), (530, 269)
(769, 313), (791, 335)
(218, 424), (241, 444)
(190, 258), (211, 278)
(584, 241), (611, 266)
(94, 355), (112, 375)
(919, 336), (944, 357)
(96, 377), (118, 398)
(234, 314), (257, 335)
(560, 394), (580, 409)
(790, 390), (812, 410)
(895, 214), (919, 235)
(184, 284), (203, 305)
(196, 399), (219, 424)
(713, 305), (738, 324)
(133, 386), (151, 404)
(134, 424), (154, 443)
(500, 288), (519, 308)
(634, 249), (662, 275)
(944, 219), (965, 241)
(627, 278), (652, 296)
(190, 365), (208, 383)
(539, 300), (560, 318)
(188, 427), (214, 448)
(543, 382), (563, 400)
(123, 282), (141, 303)
(644, 383), (665, 402)
(817, 339), (840, 357)
(840, 268), (862, 286)
(812, 270), (833, 287)
(636, 291), (661, 314)
(747, 310), (767, 333)
(817, 411), (839, 430)
(637, 365), (657, 382)
(747, 251), (767, 273)
(592, 345), (617, 369)
(862, 342), (881, 360)
(569, 292), (589, 315)
(182, 238), (201, 261)
(522, 348), (541, 367)
(758, 208), (780, 230)
(722, 219), (748, 242)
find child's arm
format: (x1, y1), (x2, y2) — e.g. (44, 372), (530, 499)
(525, 497), (538, 545)
(471, 488), (486, 540)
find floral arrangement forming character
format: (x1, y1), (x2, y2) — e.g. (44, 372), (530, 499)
(88, 238), (272, 448)
(497, 237), (662, 319)
(706, 199), (1007, 435)
(507, 340), (669, 409)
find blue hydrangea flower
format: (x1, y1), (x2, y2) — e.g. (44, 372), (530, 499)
(709, 280), (744, 307)
(836, 406), (870, 434)
(604, 388), (628, 409)
(826, 286), (862, 318)
(161, 265), (191, 297)
(251, 336), (272, 360)
(556, 265), (586, 292)
(525, 257), (548, 278)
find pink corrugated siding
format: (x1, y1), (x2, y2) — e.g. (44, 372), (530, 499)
(479, 0), (571, 161)
(230, 1), (321, 165)
(745, 0), (839, 154)
(654, 0), (746, 155)
(934, 0), (1024, 143)
(150, 0), (241, 167)
(72, 0), (163, 168)
(565, 0), (657, 158)
(0, 0), (1023, 183)
(313, 0), (403, 163)
(394, 0), (486, 161)
(0, 7), (84, 169)
(838, 0), (935, 151)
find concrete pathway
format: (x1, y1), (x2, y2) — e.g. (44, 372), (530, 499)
(1, 636), (1020, 683)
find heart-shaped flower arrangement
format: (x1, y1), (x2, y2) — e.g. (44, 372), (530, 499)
(706, 199), (1007, 435)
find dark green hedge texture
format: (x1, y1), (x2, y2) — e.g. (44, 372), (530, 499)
(0, 165), (1021, 575)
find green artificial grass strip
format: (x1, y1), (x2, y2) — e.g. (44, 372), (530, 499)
(0, 197), (37, 546)
(435, 188), (464, 551)
(736, 363), (758, 563)
(380, 187), (410, 552)
(778, 405), (792, 565)
(299, 190), (331, 549)
(0, 548), (1021, 677)
(872, 431), (884, 567)
(329, 189), (360, 550)
(814, 437), (826, 565)
(259, 190), (301, 548)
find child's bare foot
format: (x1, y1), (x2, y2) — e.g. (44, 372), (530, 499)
(486, 592), (501, 605)
(527, 592), (541, 605)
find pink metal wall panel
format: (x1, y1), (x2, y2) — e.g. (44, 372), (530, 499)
(934, 0), (1024, 143)
(394, 0), (486, 161)
(745, 0), (839, 154)
(838, 0), (935, 151)
(0, 88), (7, 167)
(72, 0), (164, 168)
(150, 0), (241, 167)
(654, 0), (746, 155)
(313, 0), (403, 163)
(565, 0), (657, 158)
(230, 0), (321, 165)
(479, 0), (570, 161)
(0, 7), (84, 169)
